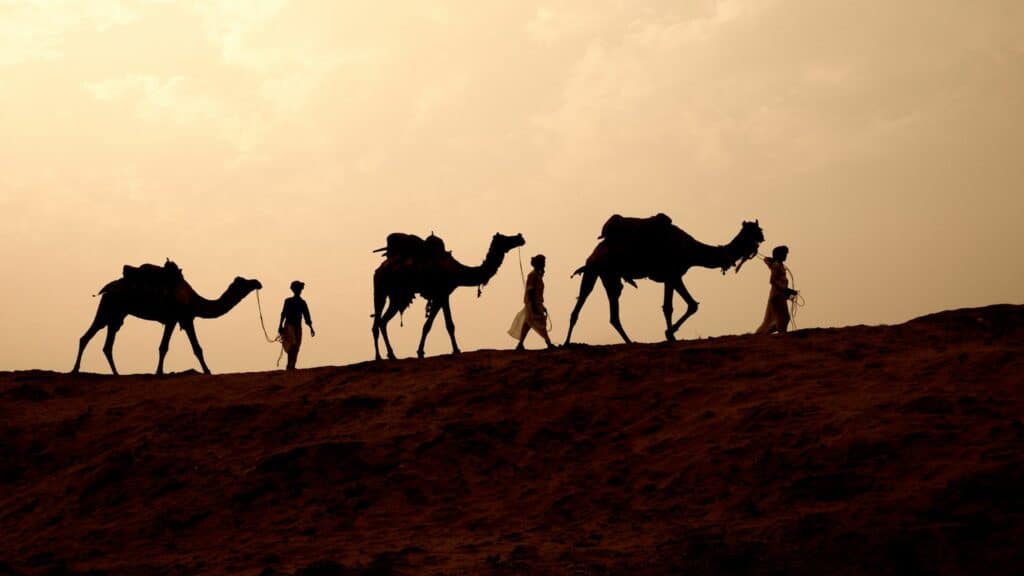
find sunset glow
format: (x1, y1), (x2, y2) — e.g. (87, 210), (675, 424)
(2, 1), (1022, 373)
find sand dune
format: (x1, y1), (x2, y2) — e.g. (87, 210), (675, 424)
(1, 305), (1022, 575)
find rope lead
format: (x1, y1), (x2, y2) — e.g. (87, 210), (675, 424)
(255, 290), (286, 366)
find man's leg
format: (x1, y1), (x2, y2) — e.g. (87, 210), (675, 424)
(515, 322), (530, 350)
(536, 323), (554, 349)
(285, 325), (301, 369)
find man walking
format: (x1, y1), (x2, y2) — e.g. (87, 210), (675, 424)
(279, 280), (315, 369)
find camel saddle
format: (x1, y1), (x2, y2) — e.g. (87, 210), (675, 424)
(121, 260), (183, 291)
(374, 232), (447, 260)
(599, 213), (675, 242)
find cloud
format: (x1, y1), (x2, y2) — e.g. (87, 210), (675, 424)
(531, 0), (1021, 186)
(83, 75), (216, 124)
(0, 0), (140, 67)
(190, 0), (289, 68)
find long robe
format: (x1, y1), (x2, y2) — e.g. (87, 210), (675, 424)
(755, 258), (791, 334)
(508, 271), (549, 340)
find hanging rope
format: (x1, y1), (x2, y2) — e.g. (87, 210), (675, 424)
(786, 266), (806, 329)
(255, 290), (280, 343)
(255, 290), (286, 366)
(517, 246), (526, 287)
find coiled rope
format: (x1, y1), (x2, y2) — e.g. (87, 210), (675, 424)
(756, 251), (805, 329)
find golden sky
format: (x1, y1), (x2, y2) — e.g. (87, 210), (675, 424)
(2, 0), (1022, 373)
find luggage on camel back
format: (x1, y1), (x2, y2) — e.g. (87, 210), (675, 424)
(373, 232), (447, 261)
(599, 213), (677, 244)
(101, 259), (183, 296)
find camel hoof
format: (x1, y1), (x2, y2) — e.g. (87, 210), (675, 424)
(665, 330), (676, 342)
(416, 351), (425, 359)
(452, 348), (461, 355)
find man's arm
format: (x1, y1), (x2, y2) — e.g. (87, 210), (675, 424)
(302, 301), (315, 336)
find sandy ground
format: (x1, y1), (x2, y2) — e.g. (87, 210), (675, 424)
(1, 304), (1022, 575)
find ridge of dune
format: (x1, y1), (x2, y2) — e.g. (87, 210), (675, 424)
(1, 304), (1022, 575)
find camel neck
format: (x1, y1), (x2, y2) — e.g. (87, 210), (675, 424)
(690, 237), (746, 271)
(194, 284), (249, 319)
(457, 243), (507, 287)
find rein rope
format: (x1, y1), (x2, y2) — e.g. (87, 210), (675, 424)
(255, 290), (286, 366)
(255, 290), (280, 343)
(517, 246), (526, 286)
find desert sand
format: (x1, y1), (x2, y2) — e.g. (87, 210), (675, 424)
(1, 304), (1022, 575)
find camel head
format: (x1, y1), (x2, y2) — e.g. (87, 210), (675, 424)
(740, 220), (764, 250)
(726, 220), (765, 274)
(230, 276), (263, 295)
(492, 232), (526, 254)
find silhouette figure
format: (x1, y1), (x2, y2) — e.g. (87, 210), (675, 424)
(755, 245), (798, 334)
(372, 231), (526, 360)
(564, 215), (764, 344)
(72, 260), (262, 375)
(278, 280), (315, 370)
(509, 254), (554, 350)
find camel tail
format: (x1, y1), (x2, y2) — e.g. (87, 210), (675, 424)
(571, 265), (588, 278)
(97, 279), (120, 296)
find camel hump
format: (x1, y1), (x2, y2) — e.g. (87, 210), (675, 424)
(599, 213), (674, 240)
(424, 233), (447, 255)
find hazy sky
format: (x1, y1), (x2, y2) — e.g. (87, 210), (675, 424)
(2, 0), (1022, 374)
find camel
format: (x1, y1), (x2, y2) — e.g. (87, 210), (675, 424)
(372, 232), (526, 360)
(71, 261), (262, 375)
(564, 215), (764, 345)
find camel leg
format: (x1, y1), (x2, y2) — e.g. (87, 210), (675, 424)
(372, 315), (383, 361)
(602, 275), (631, 344)
(441, 298), (460, 355)
(101, 320), (123, 376)
(377, 302), (401, 360)
(662, 283), (676, 342)
(417, 303), (442, 359)
(156, 321), (176, 375)
(372, 288), (388, 361)
(564, 270), (599, 345)
(180, 319), (211, 374)
(72, 314), (107, 374)
(668, 278), (699, 339)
